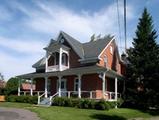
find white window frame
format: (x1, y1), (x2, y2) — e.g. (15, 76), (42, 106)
(62, 53), (67, 66)
(110, 46), (113, 54)
(104, 55), (108, 68)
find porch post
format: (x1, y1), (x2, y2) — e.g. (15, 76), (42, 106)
(45, 51), (48, 72)
(58, 76), (62, 97)
(30, 78), (33, 96)
(59, 48), (62, 71)
(45, 77), (48, 98)
(18, 78), (21, 96)
(78, 74), (82, 98)
(115, 77), (118, 108)
(102, 72), (106, 98)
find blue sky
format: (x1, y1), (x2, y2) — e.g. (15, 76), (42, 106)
(0, 0), (159, 80)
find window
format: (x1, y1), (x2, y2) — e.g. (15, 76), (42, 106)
(62, 53), (68, 66)
(48, 55), (55, 66)
(104, 55), (108, 68)
(110, 46), (113, 54)
(74, 78), (79, 91)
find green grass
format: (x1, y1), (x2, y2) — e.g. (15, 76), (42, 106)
(0, 102), (158, 120)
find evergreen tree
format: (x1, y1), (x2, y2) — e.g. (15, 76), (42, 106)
(125, 8), (159, 109)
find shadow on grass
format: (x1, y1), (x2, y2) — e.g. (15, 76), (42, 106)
(90, 114), (126, 120)
(141, 109), (159, 116)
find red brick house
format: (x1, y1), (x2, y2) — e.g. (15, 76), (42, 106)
(17, 31), (125, 104)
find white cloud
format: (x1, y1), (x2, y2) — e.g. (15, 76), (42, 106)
(0, 50), (40, 80)
(0, 1), (136, 80)
(0, 37), (45, 54)
(14, 1), (135, 42)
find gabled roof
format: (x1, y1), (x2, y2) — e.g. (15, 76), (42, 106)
(60, 31), (84, 59)
(32, 31), (114, 68)
(82, 36), (113, 59)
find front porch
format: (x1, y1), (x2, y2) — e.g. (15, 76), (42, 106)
(17, 65), (124, 104)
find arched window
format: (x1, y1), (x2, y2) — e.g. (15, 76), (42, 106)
(62, 53), (68, 66)
(48, 55), (55, 66)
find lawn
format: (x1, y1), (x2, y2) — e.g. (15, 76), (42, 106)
(0, 102), (158, 120)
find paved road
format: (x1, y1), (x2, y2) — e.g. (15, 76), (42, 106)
(0, 107), (40, 120)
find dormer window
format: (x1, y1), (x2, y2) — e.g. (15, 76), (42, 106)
(62, 53), (68, 66)
(110, 46), (113, 54)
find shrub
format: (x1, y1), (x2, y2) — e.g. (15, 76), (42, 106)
(95, 100), (110, 110)
(117, 98), (124, 107)
(52, 97), (114, 110)
(5, 95), (38, 104)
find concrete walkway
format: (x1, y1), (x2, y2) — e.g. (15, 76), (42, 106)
(0, 107), (40, 120)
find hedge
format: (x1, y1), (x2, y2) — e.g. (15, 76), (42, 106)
(5, 95), (38, 104)
(52, 97), (123, 110)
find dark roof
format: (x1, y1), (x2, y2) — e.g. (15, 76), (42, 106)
(32, 57), (45, 68)
(18, 65), (124, 80)
(82, 36), (113, 59)
(32, 31), (114, 68)
(60, 31), (84, 59)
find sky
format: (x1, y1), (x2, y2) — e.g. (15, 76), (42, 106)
(0, 0), (159, 80)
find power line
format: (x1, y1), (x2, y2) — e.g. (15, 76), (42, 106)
(116, 0), (122, 51)
(124, 0), (127, 52)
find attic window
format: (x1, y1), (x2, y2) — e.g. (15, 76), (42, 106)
(104, 55), (108, 68)
(110, 46), (113, 54)
(60, 38), (65, 43)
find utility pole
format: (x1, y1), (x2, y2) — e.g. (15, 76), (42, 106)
(124, 0), (127, 52)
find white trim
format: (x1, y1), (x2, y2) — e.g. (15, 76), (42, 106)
(98, 38), (114, 59)
(45, 77), (48, 98)
(45, 51), (48, 72)
(30, 78), (33, 96)
(74, 77), (78, 91)
(18, 79), (21, 96)
(102, 72), (106, 98)
(58, 76), (62, 97)
(59, 48), (62, 71)
(78, 74), (82, 98)
(115, 77), (118, 108)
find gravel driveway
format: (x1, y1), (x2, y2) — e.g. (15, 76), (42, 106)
(0, 107), (40, 120)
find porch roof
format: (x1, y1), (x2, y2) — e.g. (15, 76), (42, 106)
(17, 65), (124, 80)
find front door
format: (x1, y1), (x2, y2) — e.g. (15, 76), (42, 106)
(61, 79), (67, 96)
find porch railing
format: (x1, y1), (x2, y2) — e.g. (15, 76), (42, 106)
(105, 91), (121, 101)
(20, 91), (45, 96)
(38, 92), (45, 104)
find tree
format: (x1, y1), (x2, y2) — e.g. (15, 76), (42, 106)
(5, 77), (20, 95)
(125, 8), (159, 109)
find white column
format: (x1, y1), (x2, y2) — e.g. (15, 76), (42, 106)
(78, 74), (81, 98)
(30, 78), (33, 96)
(45, 51), (48, 72)
(58, 76), (62, 97)
(115, 77), (118, 108)
(18, 79), (21, 96)
(59, 48), (62, 71)
(45, 77), (48, 98)
(102, 72), (106, 98)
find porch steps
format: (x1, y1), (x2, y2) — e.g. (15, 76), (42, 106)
(38, 98), (51, 106)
